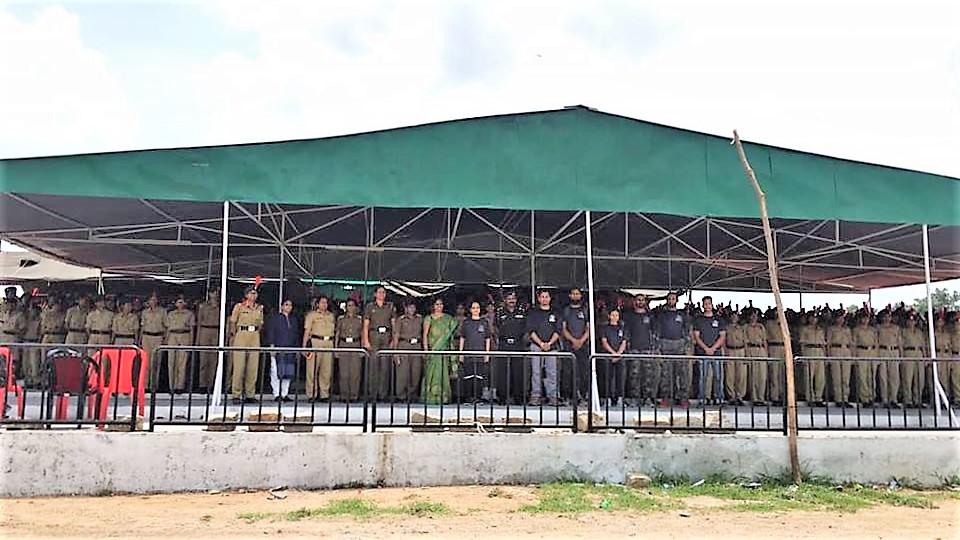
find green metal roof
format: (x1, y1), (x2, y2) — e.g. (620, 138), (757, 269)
(2, 106), (957, 225)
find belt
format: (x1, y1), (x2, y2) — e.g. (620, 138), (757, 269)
(114, 334), (135, 339)
(22, 339), (38, 343)
(43, 331), (66, 336)
(903, 346), (919, 351)
(311, 335), (333, 341)
(341, 336), (357, 343)
(169, 329), (191, 334)
(878, 345), (896, 350)
(200, 325), (219, 329)
(143, 331), (163, 337)
(67, 328), (86, 333)
(856, 345), (871, 350)
(726, 345), (745, 350)
(375, 326), (390, 334)
(502, 337), (518, 345)
(403, 337), (420, 344)
(768, 341), (784, 346)
(802, 344), (825, 349)
(829, 343), (847, 347)
(237, 326), (259, 332)
(89, 330), (110, 335)
(747, 342), (766, 347)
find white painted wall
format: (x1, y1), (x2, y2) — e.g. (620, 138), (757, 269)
(2, 431), (957, 496)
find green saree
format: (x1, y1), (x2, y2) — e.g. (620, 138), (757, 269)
(421, 313), (458, 404)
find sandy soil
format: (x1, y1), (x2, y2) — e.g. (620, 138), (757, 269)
(1, 485), (957, 539)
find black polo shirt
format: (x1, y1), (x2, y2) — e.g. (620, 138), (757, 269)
(562, 303), (590, 340)
(460, 317), (490, 351)
(625, 310), (654, 351)
(693, 313), (725, 353)
(656, 308), (689, 340)
(601, 323), (628, 351)
(526, 306), (561, 346)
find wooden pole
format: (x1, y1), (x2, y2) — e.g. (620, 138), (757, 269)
(732, 131), (802, 484)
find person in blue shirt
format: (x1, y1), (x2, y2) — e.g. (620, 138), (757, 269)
(265, 299), (300, 401)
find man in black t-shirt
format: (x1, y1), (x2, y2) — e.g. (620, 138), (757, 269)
(526, 290), (561, 406)
(693, 296), (726, 404)
(562, 287), (591, 404)
(625, 294), (657, 404)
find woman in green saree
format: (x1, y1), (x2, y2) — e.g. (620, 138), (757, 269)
(421, 297), (459, 404)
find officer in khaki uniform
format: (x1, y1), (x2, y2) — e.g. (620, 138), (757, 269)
(875, 310), (902, 407)
(140, 294), (167, 390)
(826, 311), (853, 405)
(763, 309), (785, 404)
(21, 301), (42, 386)
(229, 287), (263, 403)
(85, 296), (114, 347)
(952, 314), (960, 405)
(195, 289), (222, 391)
(336, 298), (364, 401)
(363, 286), (395, 400)
(799, 311), (828, 405)
(1, 297), (26, 353)
(302, 296), (336, 401)
(932, 313), (953, 404)
(852, 311), (879, 405)
(164, 296), (195, 393)
(392, 299), (424, 401)
(744, 309), (768, 404)
(64, 296), (90, 345)
(112, 298), (140, 346)
(40, 296), (67, 345)
(722, 310), (748, 405)
(900, 313), (927, 407)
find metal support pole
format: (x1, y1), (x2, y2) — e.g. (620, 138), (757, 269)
(211, 201), (230, 408)
(530, 210), (536, 300)
(585, 211), (601, 414)
(278, 218), (285, 308)
(922, 224), (953, 423)
(205, 245), (214, 294)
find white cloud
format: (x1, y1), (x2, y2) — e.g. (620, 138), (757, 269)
(0, 5), (137, 158)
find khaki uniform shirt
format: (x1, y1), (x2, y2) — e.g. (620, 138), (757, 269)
(876, 323), (902, 357)
(165, 308), (196, 343)
(40, 306), (66, 337)
(724, 323), (747, 349)
(1, 306), (26, 339)
(336, 314), (363, 345)
(901, 327), (927, 356)
(364, 302), (395, 332)
(64, 306), (89, 333)
(197, 301), (220, 330)
(140, 306), (167, 336)
(799, 325), (827, 355)
(22, 312), (41, 341)
(745, 323), (767, 348)
(229, 304), (263, 334)
(112, 313), (140, 340)
(852, 325), (878, 355)
(304, 310), (336, 339)
(85, 308), (114, 334)
(934, 328), (951, 356)
(826, 326), (853, 356)
(764, 320), (785, 346)
(396, 314), (423, 341)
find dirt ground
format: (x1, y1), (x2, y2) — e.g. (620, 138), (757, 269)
(1, 485), (957, 539)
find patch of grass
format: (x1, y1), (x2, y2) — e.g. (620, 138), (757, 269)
(520, 483), (674, 514)
(237, 498), (449, 523)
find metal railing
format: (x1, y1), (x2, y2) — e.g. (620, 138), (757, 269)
(148, 345), (370, 431)
(0, 342), (144, 430)
(793, 356), (960, 431)
(588, 353), (789, 432)
(371, 350), (579, 431)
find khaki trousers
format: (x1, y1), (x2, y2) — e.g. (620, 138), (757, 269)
(337, 341), (363, 401)
(140, 334), (164, 390)
(307, 338), (334, 399)
(723, 348), (747, 401)
(231, 331), (260, 398)
(747, 346), (767, 402)
(802, 347), (827, 403)
(900, 351), (924, 406)
(854, 349), (877, 404)
(767, 345), (785, 402)
(196, 327), (220, 390)
(167, 333), (192, 391)
(368, 330), (393, 400)
(395, 339), (424, 401)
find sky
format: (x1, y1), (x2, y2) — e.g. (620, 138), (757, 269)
(1, 0), (958, 305)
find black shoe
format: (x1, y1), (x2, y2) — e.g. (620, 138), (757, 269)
(231, 397), (244, 405)
(282, 396), (294, 402)
(244, 397), (259, 404)
(274, 396), (283, 402)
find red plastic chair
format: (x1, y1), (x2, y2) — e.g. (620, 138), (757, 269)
(47, 350), (100, 420)
(0, 346), (25, 419)
(90, 348), (148, 426)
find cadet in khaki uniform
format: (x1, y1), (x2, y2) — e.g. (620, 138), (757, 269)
(392, 299), (424, 401)
(196, 289), (222, 391)
(900, 313), (927, 407)
(763, 309), (785, 404)
(875, 311), (902, 407)
(336, 298), (364, 401)
(112, 298), (140, 345)
(64, 296), (90, 345)
(952, 315), (960, 405)
(21, 302), (41, 386)
(85, 296), (114, 347)
(799, 312), (828, 405)
(302, 296), (336, 401)
(363, 286), (395, 400)
(40, 296), (67, 345)
(229, 287), (263, 403)
(932, 313), (953, 404)
(164, 296), (196, 393)
(745, 309), (768, 404)
(140, 295), (166, 390)
(852, 311), (879, 405)
(826, 311), (853, 405)
(722, 310), (748, 405)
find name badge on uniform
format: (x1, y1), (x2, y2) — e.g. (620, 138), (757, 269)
(514, 314), (523, 319)
(617, 329), (623, 338)
(675, 315), (682, 323)
(410, 338), (419, 344)
(377, 326), (387, 334)
(577, 311), (584, 320)
(506, 338), (516, 344)
(712, 320), (719, 328)
(477, 325), (485, 333)
(548, 314), (556, 323)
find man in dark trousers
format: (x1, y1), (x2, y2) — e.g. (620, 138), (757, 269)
(562, 287), (591, 405)
(496, 291), (527, 405)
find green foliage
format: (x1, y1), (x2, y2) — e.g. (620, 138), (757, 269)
(519, 483), (674, 514)
(912, 288), (960, 313)
(236, 498), (449, 522)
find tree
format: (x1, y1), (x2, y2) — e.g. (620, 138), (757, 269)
(912, 288), (960, 313)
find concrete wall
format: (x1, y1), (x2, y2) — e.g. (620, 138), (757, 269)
(2, 431), (958, 496)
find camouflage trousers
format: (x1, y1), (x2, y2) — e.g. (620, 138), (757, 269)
(627, 349), (659, 400)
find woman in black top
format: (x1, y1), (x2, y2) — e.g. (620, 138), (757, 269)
(601, 309), (629, 406)
(459, 301), (492, 402)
